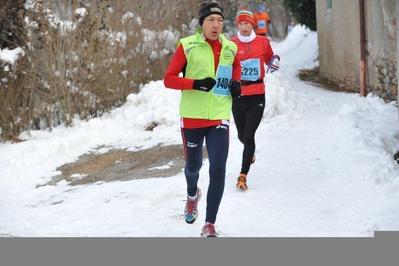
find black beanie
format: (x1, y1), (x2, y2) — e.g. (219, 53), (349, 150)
(198, 2), (225, 26)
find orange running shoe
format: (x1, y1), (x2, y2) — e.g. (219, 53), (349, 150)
(236, 174), (248, 190)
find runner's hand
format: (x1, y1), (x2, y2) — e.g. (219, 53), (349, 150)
(230, 81), (241, 98)
(193, 77), (216, 92)
(267, 55), (280, 74)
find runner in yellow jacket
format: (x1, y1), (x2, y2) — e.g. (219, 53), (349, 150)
(163, 1), (241, 237)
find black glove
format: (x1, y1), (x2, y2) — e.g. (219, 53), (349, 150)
(230, 80), (241, 98)
(193, 77), (216, 92)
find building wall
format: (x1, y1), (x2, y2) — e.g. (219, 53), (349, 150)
(316, 0), (397, 102)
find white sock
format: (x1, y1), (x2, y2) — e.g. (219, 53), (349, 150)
(188, 193), (197, 201)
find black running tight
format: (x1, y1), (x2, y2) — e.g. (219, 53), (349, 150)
(232, 94), (265, 175)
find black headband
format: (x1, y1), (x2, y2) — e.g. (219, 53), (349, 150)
(198, 5), (224, 25)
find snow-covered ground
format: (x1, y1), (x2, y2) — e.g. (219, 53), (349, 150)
(1, 25), (399, 237)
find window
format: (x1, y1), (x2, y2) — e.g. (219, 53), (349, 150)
(327, 0), (332, 9)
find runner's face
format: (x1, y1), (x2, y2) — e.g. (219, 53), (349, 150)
(202, 15), (224, 40)
(237, 22), (253, 37)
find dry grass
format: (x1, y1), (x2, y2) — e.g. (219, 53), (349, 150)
(42, 144), (186, 186)
(39, 144), (212, 187)
(0, 0), (241, 142)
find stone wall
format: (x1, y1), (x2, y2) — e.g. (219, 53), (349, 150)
(373, 58), (397, 101)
